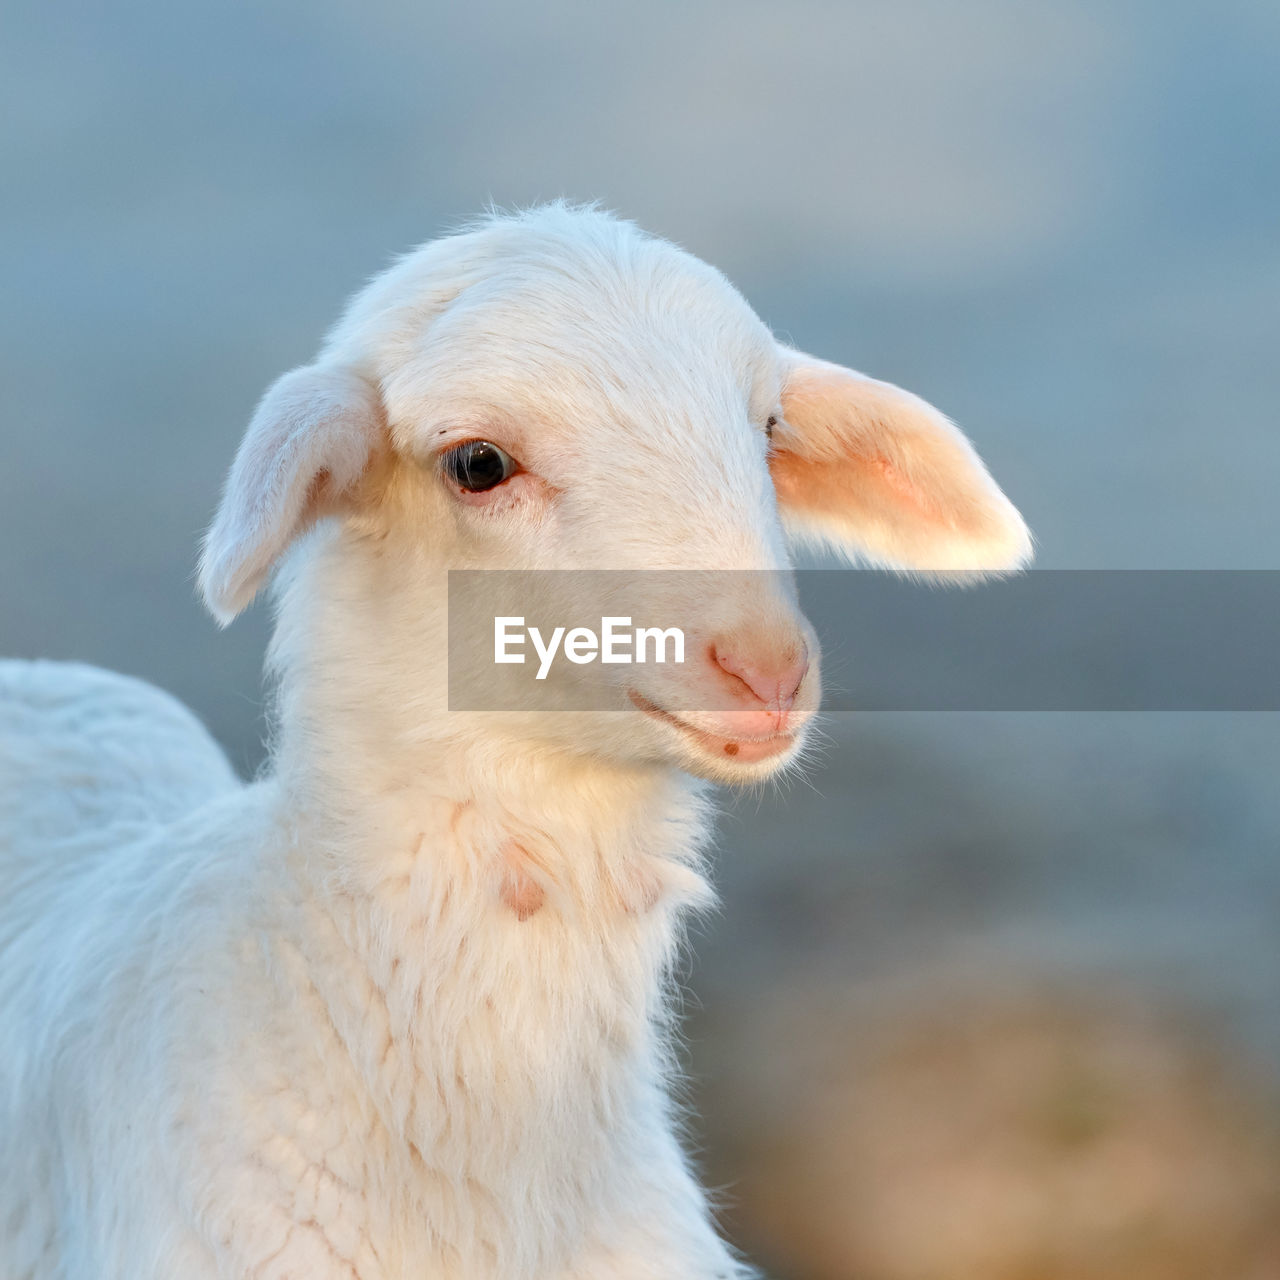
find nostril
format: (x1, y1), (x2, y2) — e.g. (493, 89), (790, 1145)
(781, 649), (810, 704)
(712, 641), (810, 713)
(776, 650), (810, 710)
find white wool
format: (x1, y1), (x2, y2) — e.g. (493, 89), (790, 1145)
(1, 204), (1029, 1279)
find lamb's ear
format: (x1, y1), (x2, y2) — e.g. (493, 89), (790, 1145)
(198, 363), (386, 624)
(770, 346), (1032, 573)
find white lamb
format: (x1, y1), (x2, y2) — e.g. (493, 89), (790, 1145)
(0, 204), (1030, 1280)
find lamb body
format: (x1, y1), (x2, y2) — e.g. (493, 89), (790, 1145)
(0, 205), (1030, 1279)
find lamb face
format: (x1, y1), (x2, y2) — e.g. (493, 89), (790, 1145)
(201, 205), (1030, 783)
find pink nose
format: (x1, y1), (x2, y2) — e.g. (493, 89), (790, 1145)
(711, 641), (810, 732)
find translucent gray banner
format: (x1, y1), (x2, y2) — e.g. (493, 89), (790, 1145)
(447, 571), (1280, 712)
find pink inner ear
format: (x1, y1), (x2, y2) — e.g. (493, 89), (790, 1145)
(771, 351), (1032, 572)
(199, 363), (387, 623)
(775, 366), (924, 504)
(862, 450), (956, 525)
(771, 439), (959, 532)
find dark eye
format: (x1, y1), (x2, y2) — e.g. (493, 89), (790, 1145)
(442, 440), (517, 493)
(766, 415), (777, 439)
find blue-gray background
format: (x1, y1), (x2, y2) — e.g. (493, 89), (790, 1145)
(3, 3), (1278, 1275)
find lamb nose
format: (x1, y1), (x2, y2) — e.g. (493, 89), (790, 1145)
(712, 642), (810, 712)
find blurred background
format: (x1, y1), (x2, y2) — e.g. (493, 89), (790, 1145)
(2, 1), (1279, 1275)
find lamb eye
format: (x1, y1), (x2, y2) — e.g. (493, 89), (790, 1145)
(443, 440), (516, 493)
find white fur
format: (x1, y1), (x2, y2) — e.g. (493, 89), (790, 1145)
(0, 205), (1030, 1279)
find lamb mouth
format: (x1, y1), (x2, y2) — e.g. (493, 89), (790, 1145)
(627, 689), (795, 763)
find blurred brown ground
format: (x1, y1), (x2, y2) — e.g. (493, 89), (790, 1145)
(694, 981), (1280, 1280)
(685, 714), (1280, 1280)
